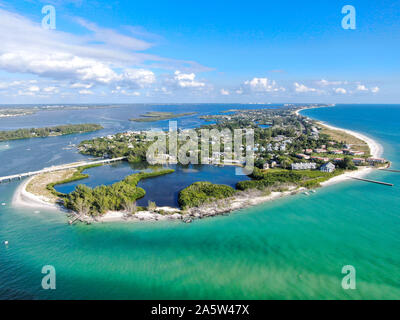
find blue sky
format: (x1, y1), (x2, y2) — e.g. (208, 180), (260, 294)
(0, 0), (399, 104)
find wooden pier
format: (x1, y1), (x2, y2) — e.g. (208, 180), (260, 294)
(349, 176), (394, 186)
(379, 169), (400, 173)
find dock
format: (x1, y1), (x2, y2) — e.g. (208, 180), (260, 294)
(68, 214), (91, 225)
(0, 157), (127, 184)
(379, 169), (400, 173)
(348, 176), (394, 186)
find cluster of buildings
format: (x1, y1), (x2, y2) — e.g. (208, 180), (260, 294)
(290, 162), (336, 173)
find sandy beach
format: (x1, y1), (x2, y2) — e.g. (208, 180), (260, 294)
(12, 176), (62, 211)
(295, 107), (383, 159)
(318, 122), (383, 158)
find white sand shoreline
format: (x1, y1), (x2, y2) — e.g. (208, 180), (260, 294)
(12, 176), (63, 211)
(12, 106), (386, 223)
(295, 107), (383, 158)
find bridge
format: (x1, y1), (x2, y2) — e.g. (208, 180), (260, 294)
(0, 157), (127, 184)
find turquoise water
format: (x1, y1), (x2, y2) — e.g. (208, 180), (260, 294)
(0, 104), (399, 299)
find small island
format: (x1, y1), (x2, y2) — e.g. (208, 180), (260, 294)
(0, 123), (104, 142)
(0, 108), (35, 118)
(130, 111), (197, 122)
(0, 105), (126, 118)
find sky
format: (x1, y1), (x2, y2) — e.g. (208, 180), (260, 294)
(0, 0), (399, 104)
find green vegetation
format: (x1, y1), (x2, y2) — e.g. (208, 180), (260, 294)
(46, 163), (103, 197)
(237, 168), (344, 191)
(0, 124), (103, 142)
(178, 181), (236, 209)
(147, 200), (157, 212)
(337, 156), (357, 170)
(130, 111), (197, 122)
(0, 108), (35, 117)
(78, 132), (150, 163)
(63, 169), (174, 216)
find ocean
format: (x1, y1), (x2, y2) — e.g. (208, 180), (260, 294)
(0, 104), (399, 299)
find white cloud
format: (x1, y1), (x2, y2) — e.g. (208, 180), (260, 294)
(173, 71), (205, 88)
(371, 86), (380, 93)
(220, 89), (230, 95)
(120, 69), (155, 88)
(244, 77), (284, 92)
(235, 88), (244, 95)
(43, 86), (59, 93)
(356, 84), (369, 92)
(0, 8), (207, 96)
(317, 79), (346, 86)
(334, 87), (347, 94)
(294, 82), (317, 93)
(79, 89), (94, 95)
(70, 82), (93, 89)
(75, 18), (152, 51)
(17, 90), (35, 96)
(28, 85), (40, 92)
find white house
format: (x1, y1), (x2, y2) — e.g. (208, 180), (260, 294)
(320, 162), (335, 173)
(291, 162), (317, 170)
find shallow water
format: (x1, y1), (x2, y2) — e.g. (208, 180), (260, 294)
(0, 104), (399, 299)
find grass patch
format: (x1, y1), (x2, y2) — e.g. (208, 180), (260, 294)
(46, 163), (103, 198)
(320, 125), (370, 154)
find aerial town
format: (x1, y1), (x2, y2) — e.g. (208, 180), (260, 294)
(78, 105), (388, 173)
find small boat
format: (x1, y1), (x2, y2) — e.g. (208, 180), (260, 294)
(1, 203), (6, 206)
(311, 190), (316, 193)
(4, 240), (8, 245)
(303, 192), (310, 196)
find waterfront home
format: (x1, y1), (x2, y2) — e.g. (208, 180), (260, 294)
(311, 156), (330, 162)
(296, 153), (311, 160)
(314, 148), (327, 153)
(291, 162), (317, 170)
(320, 162), (335, 173)
(330, 150), (344, 155)
(305, 148), (313, 154)
(349, 150), (365, 156)
(367, 158), (386, 164)
(352, 158), (366, 165)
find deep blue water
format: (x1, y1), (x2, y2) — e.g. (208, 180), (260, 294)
(54, 163), (249, 207)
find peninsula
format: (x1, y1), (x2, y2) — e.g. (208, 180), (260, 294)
(0, 123), (103, 142)
(12, 105), (389, 224)
(130, 111), (197, 122)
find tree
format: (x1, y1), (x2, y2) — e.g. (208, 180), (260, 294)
(122, 198), (137, 214)
(147, 201), (157, 212)
(339, 156), (357, 170)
